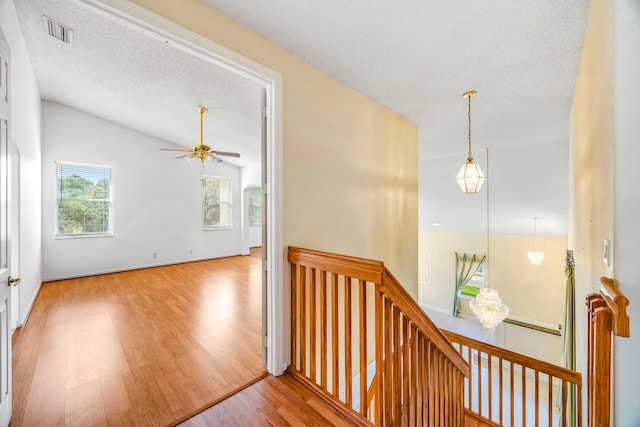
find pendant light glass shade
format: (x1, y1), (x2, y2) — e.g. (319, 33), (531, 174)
(469, 288), (509, 330)
(457, 91), (485, 194)
(527, 217), (544, 264)
(456, 157), (486, 193)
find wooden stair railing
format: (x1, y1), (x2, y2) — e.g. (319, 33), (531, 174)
(587, 277), (630, 427)
(288, 247), (469, 426)
(443, 330), (582, 427)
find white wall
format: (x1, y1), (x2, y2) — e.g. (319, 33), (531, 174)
(612, 1), (640, 424)
(0, 0), (42, 326)
(41, 101), (244, 280)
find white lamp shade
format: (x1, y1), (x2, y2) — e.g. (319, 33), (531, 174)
(456, 158), (486, 193)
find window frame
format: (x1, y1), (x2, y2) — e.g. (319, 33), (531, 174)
(201, 175), (233, 230)
(54, 161), (113, 239)
(248, 185), (262, 227)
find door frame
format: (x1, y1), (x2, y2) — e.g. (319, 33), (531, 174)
(74, 0), (286, 375)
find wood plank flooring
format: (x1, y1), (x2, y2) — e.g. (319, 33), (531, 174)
(177, 374), (360, 427)
(11, 252), (266, 426)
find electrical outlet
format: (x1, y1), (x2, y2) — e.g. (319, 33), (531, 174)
(189, 249), (193, 255)
(153, 253), (157, 258)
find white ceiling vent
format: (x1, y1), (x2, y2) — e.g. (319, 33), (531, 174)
(44, 16), (74, 45)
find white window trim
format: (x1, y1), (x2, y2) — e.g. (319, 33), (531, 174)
(201, 175), (233, 230)
(54, 161), (113, 239)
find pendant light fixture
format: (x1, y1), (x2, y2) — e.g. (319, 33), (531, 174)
(469, 147), (509, 330)
(456, 91), (486, 193)
(527, 217), (545, 265)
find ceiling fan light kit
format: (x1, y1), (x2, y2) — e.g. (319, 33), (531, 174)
(456, 90), (486, 194)
(161, 106), (240, 166)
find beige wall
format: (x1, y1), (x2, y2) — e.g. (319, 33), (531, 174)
(129, 0), (419, 295)
(419, 230), (567, 325)
(570, 0), (614, 420)
(571, 0), (640, 425)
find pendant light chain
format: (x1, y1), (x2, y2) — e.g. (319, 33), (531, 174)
(468, 94), (473, 158)
(486, 147), (490, 287)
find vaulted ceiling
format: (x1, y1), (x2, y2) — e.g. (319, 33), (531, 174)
(14, 0), (591, 235)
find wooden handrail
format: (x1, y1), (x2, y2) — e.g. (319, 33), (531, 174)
(288, 246), (469, 426)
(443, 331), (581, 384)
(381, 269), (469, 377)
(289, 246), (385, 283)
(599, 276), (630, 337)
(444, 330), (582, 427)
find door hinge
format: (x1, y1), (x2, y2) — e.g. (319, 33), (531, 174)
(263, 336), (269, 349)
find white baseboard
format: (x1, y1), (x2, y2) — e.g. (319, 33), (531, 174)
(42, 252), (243, 282)
(19, 279), (42, 328)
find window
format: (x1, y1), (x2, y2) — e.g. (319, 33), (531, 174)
(248, 186), (262, 226)
(56, 162), (112, 237)
(202, 176), (232, 229)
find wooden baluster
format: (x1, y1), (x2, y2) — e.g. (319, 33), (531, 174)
(534, 370), (539, 427)
(548, 375), (553, 426)
(300, 265), (306, 375)
(402, 315), (410, 425)
(522, 366), (526, 426)
(488, 353), (493, 422)
(465, 345), (471, 410)
(331, 272), (339, 396)
(510, 360), (515, 427)
(499, 357), (503, 426)
(291, 263), (298, 371)
(320, 270), (327, 390)
(430, 342), (436, 427)
(411, 324), (418, 426)
(309, 268), (317, 382)
(345, 276), (353, 407)
(478, 348), (482, 416)
(375, 288), (383, 425)
(359, 280), (367, 417)
(383, 297), (392, 426)
(392, 304), (401, 424)
(577, 383), (583, 427)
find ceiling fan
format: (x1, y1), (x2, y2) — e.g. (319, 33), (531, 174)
(161, 106), (241, 166)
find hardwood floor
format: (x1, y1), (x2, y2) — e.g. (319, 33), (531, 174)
(177, 374), (359, 427)
(11, 252), (266, 426)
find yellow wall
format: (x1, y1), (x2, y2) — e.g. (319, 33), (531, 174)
(570, 0), (614, 417)
(419, 230), (567, 325)
(129, 0), (419, 294)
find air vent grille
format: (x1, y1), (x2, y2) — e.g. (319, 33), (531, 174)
(44, 16), (74, 45)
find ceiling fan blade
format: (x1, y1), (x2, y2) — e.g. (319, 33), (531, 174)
(174, 154), (190, 159)
(210, 155), (223, 163)
(213, 151), (241, 158)
(161, 148), (191, 152)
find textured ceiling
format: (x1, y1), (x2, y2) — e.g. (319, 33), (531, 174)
(14, 0), (263, 168)
(201, 0), (590, 235)
(14, 0), (590, 236)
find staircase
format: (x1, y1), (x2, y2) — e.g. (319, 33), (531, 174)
(287, 247), (628, 426)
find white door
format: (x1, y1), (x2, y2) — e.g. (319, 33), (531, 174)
(9, 140), (19, 331)
(0, 29), (13, 426)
